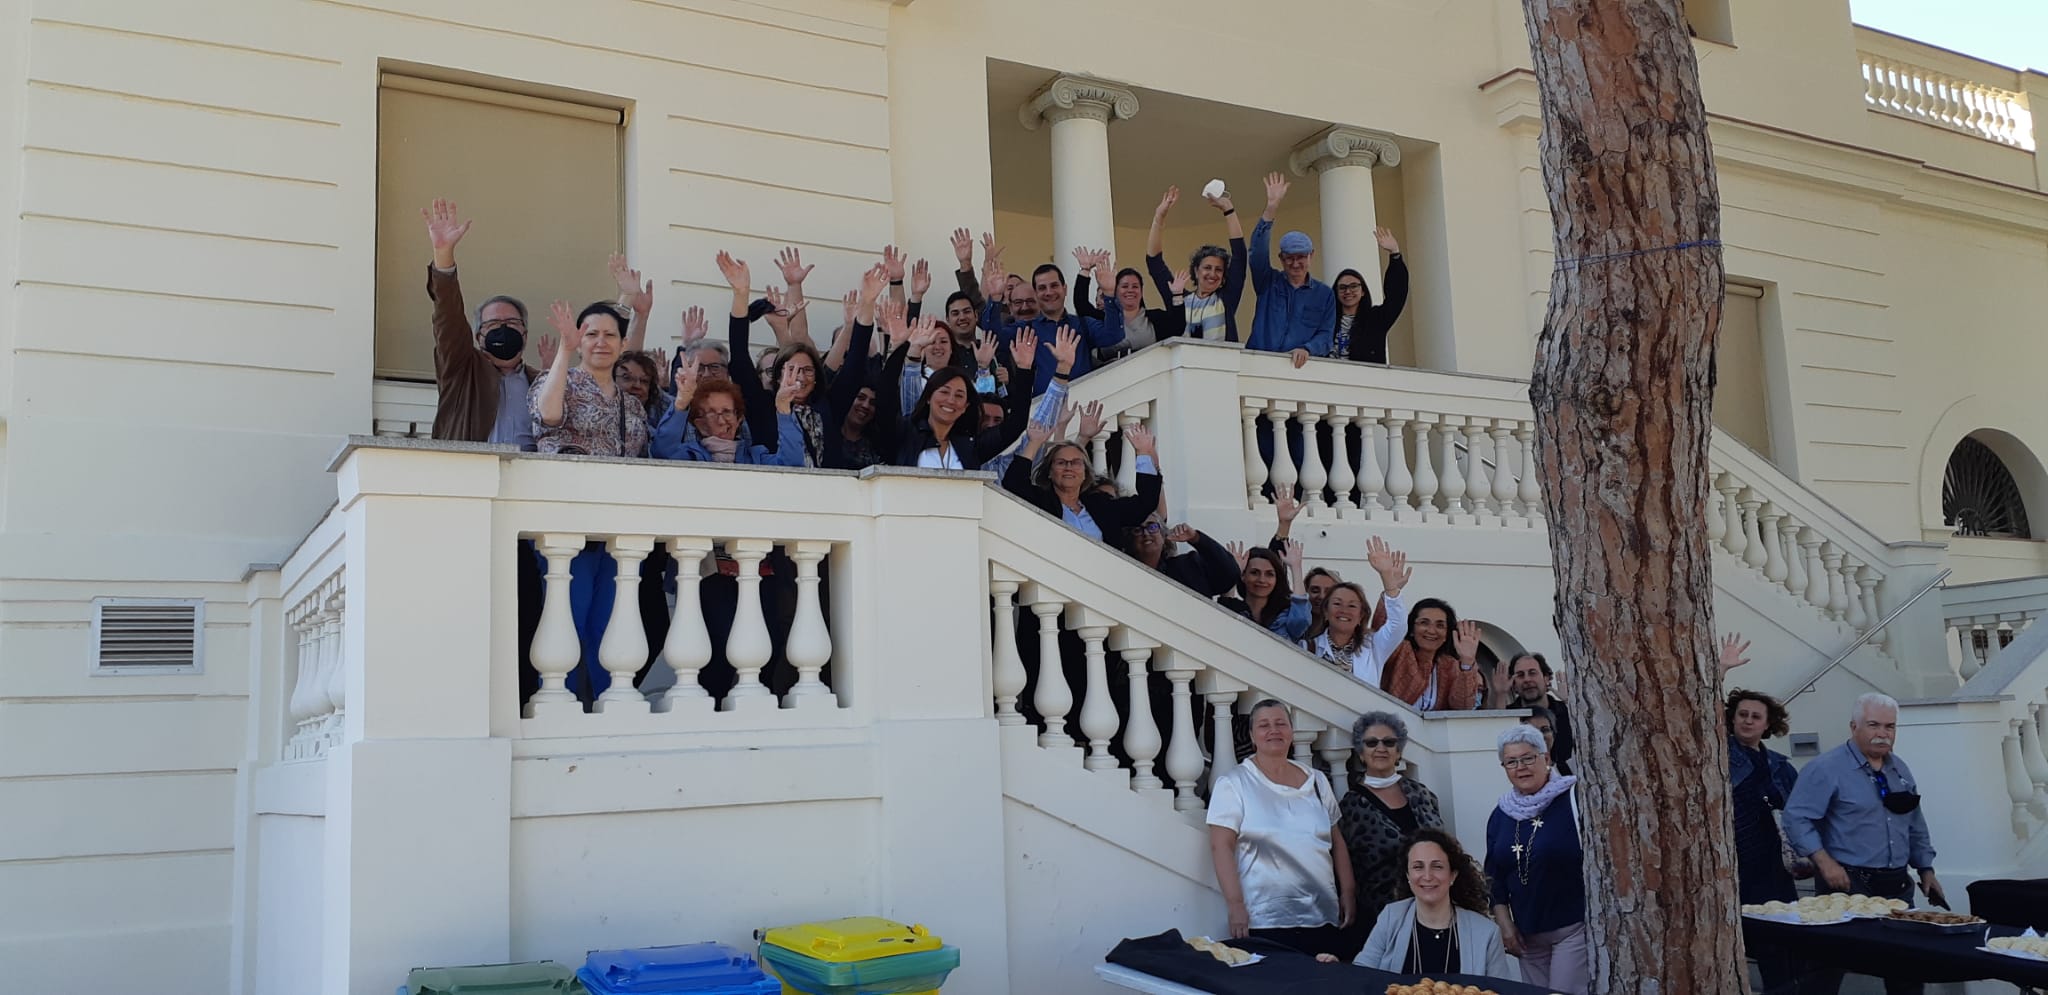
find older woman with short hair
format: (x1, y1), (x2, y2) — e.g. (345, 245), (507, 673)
(1207, 699), (1356, 957)
(1336, 711), (1444, 956)
(1485, 724), (1588, 994)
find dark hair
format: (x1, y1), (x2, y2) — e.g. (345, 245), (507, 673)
(1304, 567), (1341, 589)
(1509, 652), (1552, 678)
(1405, 598), (1461, 660)
(1304, 581), (1371, 653)
(688, 379), (747, 424)
(909, 367), (982, 434)
(614, 351), (658, 394)
(1332, 267), (1374, 313)
(576, 302), (626, 335)
(1190, 245), (1230, 278)
(1395, 828), (1491, 915)
(1523, 705), (1556, 727)
(1030, 263), (1065, 286)
(1113, 267), (1143, 289)
(1238, 547), (1293, 627)
(944, 290), (974, 312)
(1725, 688), (1791, 740)
(769, 342), (826, 399)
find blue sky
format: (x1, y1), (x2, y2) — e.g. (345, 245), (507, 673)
(1848, 0), (2048, 72)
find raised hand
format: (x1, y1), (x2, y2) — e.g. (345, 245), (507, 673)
(680, 305), (709, 347)
(1155, 186), (1179, 218)
(1263, 170), (1291, 209)
(763, 286), (803, 338)
(1486, 660), (1512, 706)
(1275, 489), (1304, 526)
(877, 296), (908, 341)
(422, 199), (472, 258)
(537, 332), (558, 369)
(881, 244), (907, 283)
(951, 227), (975, 269)
(1048, 325), (1080, 372)
(1452, 619), (1482, 663)
(1280, 538), (1304, 572)
(608, 253), (652, 314)
(1719, 632), (1753, 674)
(775, 246), (814, 287)
(1072, 246), (1092, 271)
(1207, 185), (1236, 214)
(1165, 523), (1198, 543)
(651, 347), (672, 390)
(973, 329), (999, 368)
(1009, 326), (1039, 370)
(672, 352), (701, 410)
(841, 289), (858, 328)
(714, 251), (750, 293)
(546, 300), (577, 364)
(859, 262), (888, 305)
(1375, 226), (1401, 254)
(1051, 399), (1076, 440)
(1226, 540), (1250, 572)
(906, 315), (941, 353)
(980, 243), (1009, 297)
(1170, 267), (1192, 296)
(1024, 417), (1054, 450)
(1365, 536), (1411, 594)
(1126, 423), (1157, 458)
(910, 258), (931, 300)
(1077, 400), (1105, 442)
(775, 362), (802, 413)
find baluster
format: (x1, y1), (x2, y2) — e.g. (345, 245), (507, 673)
(1115, 410), (1142, 497)
(1492, 421), (1522, 525)
(1717, 474), (1747, 558)
(783, 541), (834, 708)
(1821, 543), (1848, 622)
(1840, 557), (1868, 629)
(1203, 678), (1245, 785)
(1954, 623), (1981, 680)
(1111, 629), (1164, 796)
(990, 574), (1028, 725)
(1409, 416), (1440, 523)
(1758, 504), (1787, 583)
(1861, 56), (1879, 104)
(1972, 623), (1995, 676)
(1090, 421), (1112, 482)
(1297, 404), (1329, 517)
(1266, 402), (1300, 502)
(1438, 414), (1469, 524)
(593, 536), (655, 714)
(1290, 711), (1325, 768)
(1358, 408), (1386, 520)
(1705, 482), (1725, 545)
(1070, 610), (1120, 774)
(720, 538), (776, 712)
(2034, 704), (2048, 772)
(1160, 657), (1205, 812)
(1799, 530), (1829, 609)
(526, 533), (587, 718)
(1327, 407), (1359, 518)
(1242, 400), (1270, 508)
(1778, 517), (1807, 599)
(1316, 728), (1352, 803)
(286, 612), (319, 756)
(1384, 411), (1415, 521)
(1462, 420), (1494, 525)
(1880, 58), (1902, 111)
(2007, 727), (2039, 839)
(2019, 714), (2048, 801)
(1516, 423), (1544, 526)
(1739, 490), (1769, 572)
(656, 537), (716, 714)
(1855, 567), (1881, 634)
(320, 589), (346, 749)
(1026, 587), (1076, 751)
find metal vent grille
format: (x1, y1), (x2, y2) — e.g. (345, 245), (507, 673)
(91, 599), (205, 674)
(1943, 436), (2033, 539)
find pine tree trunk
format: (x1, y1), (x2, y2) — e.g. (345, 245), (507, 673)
(1518, 1), (1740, 992)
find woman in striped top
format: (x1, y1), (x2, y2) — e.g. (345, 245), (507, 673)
(1145, 185), (1248, 342)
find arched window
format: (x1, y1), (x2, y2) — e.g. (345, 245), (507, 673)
(1943, 436), (2033, 538)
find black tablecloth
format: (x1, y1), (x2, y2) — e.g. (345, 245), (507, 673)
(1107, 929), (1553, 995)
(1744, 916), (2048, 987)
(1969, 878), (2048, 932)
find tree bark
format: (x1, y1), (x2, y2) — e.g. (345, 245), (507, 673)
(1518, 1), (1739, 992)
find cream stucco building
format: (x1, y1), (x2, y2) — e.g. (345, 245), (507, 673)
(4, 0), (2048, 993)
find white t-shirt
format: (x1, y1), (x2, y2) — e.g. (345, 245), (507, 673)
(917, 445), (965, 470)
(1205, 760), (1340, 929)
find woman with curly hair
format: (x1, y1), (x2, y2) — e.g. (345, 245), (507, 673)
(1319, 827), (1517, 980)
(1727, 686), (1800, 905)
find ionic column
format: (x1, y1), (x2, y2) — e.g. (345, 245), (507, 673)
(1288, 125), (1401, 296)
(1020, 75), (1139, 265)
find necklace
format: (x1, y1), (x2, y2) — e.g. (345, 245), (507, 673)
(1408, 908), (1457, 974)
(1511, 816), (1545, 884)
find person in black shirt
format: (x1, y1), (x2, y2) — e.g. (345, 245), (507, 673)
(1333, 227), (1410, 364)
(1499, 652), (1574, 774)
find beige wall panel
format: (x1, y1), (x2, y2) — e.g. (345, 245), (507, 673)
(667, 171), (894, 255)
(12, 353), (339, 434)
(0, 922), (229, 995)
(0, 623), (253, 698)
(25, 18), (346, 123)
(637, 0), (888, 40)
(0, 699), (246, 777)
(1862, 112), (2038, 189)
(16, 215), (338, 310)
(14, 281), (345, 375)
(22, 82), (342, 185)
(0, 770), (235, 860)
(0, 850), (232, 937)
(20, 147), (341, 250)
(666, 117), (892, 202)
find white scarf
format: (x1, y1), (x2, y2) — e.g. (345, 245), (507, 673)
(1498, 772), (1578, 821)
(1361, 772), (1402, 790)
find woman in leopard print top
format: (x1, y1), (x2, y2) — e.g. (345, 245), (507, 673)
(1336, 710), (1445, 958)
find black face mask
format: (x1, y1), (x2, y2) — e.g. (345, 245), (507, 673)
(481, 326), (525, 361)
(1882, 791), (1921, 815)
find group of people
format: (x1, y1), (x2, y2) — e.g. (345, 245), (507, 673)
(1204, 653), (1945, 995)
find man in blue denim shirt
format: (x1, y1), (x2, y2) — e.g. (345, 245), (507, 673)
(983, 262), (1124, 394)
(1245, 171), (1336, 368)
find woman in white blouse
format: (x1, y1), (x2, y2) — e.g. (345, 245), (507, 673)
(1206, 699), (1356, 957)
(1299, 537), (1412, 684)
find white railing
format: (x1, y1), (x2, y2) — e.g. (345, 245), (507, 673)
(1859, 50), (2036, 151)
(1963, 617), (2048, 842)
(1943, 575), (2048, 682)
(283, 570), (345, 761)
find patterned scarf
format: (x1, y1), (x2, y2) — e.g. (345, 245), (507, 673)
(1498, 772), (1578, 821)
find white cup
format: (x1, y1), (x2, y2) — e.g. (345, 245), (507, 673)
(1202, 179), (1227, 201)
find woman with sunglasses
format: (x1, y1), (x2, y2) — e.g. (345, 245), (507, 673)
(1485, 724), (1588, 994)
(1332, 227), (1409, 364)
(1124, 515), (1239, 597)
(1334, 711), (1445, 959)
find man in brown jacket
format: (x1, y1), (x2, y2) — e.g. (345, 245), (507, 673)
(422, 198), (541, 447)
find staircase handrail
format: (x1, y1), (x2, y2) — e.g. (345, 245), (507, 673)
(1785, 568), (1951, 703)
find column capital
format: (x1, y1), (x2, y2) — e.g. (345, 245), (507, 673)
(1288, 125), (1402, 176)
(1019, 74), (1140, 130)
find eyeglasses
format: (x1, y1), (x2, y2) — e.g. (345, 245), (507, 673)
(696, 362), (729, 374)
(1335, 284), (1366, 293)
(481, 318), (526, 331)
(1132, 522), (1164, 535)
(1051, 457), (1088, 469)
(1500, 755), (1544, 770)
(617, 372), (650, 386)
(699, 409), (740, 422)
(783, 367), (816, 380)
(1359, 737), (1402, 749)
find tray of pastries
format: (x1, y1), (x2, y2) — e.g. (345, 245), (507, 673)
(1983, 934), (2048, 962)
(1881, 908), (1987, 934)
(1742, 894), (1906, 925)
(1386, 981), (1499, 995)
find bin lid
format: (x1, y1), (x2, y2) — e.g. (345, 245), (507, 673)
(404, 961), (581, 994)
(756, 941), (960, 990)
(579, 943), (777, 994)
(757, 918), (941, 963)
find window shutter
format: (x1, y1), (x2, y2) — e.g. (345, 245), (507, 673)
(91, 599), (205, 674)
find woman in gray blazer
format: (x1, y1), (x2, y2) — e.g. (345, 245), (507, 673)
(1318, 827), (1518, 981)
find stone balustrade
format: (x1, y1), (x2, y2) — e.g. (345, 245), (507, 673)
(283, 570), (345, 761)
(1860, 50), (2036, 151)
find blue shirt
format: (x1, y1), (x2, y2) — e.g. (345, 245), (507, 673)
(1782, 741), (1936, 871)
(982, 379), (1069, 481)
(1245, 218), (1337, 356)
(1484, 788), (1586, 934)
(980, 304), (1125, 395)
(490, 367), (535, 450)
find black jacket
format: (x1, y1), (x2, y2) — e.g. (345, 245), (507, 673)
(1002, 459), (1162, 543)
(1343, 255), (1410, 364)
(871, 342), (1032, 470)
(1150, 531), (1240, 598)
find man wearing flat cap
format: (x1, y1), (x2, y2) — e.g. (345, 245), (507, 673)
(1245, 171), (1337, 369)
